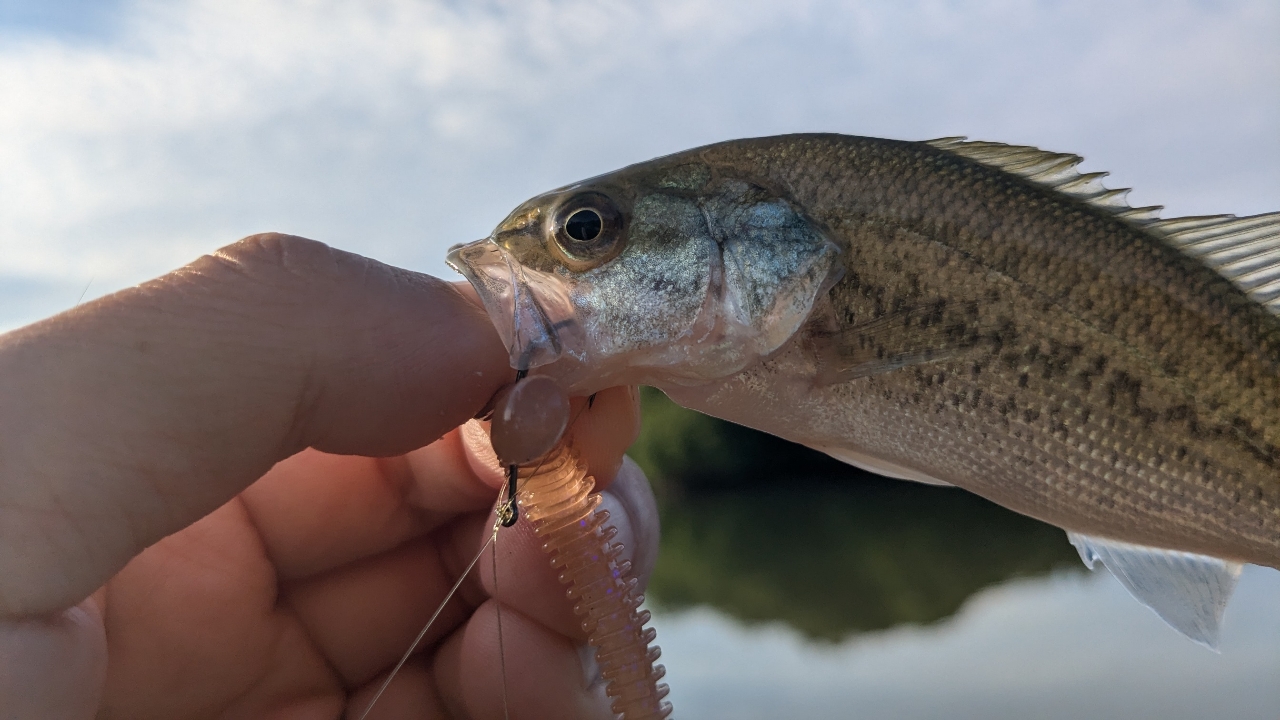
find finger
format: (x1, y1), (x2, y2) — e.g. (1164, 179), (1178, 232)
(240, 451), (439, 582)
(599, 456), (662, 589)
(240, 432), (494, 582)
(237, 397), (643, 690)
(432, 601), (613, 720)
(233, 436), (499, 692)
(282, 532), (478, 687)
(261, 469), (580, 693)
(261, 447), (657, 692)
(563, 385), (643, 491)
(98, 499), (342, 717)
(234, 430), (504, 689)
(0, 234), (514, 616)
(345, 656), (446, 720)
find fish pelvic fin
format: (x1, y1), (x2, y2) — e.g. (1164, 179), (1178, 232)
(927, 137), (1280, 316)
(1067, 531), (1243, 650)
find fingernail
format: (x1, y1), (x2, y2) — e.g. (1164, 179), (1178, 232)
(577, 642), (615, 714)
(0, 597), (106, 718)
(460, 419), (505, 489)
(596, 457), (660, 588)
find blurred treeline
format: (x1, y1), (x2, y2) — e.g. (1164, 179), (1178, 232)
(629, 387), (1080, 642)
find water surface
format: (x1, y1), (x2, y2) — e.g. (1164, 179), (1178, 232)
(634, 388), (1280, 718)
(654, 567), (1280, 719)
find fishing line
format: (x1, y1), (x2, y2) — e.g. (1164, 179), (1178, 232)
(502, 395), (590, 523)
(74, 278), (93, 306)
(492, 519), (511, 720)
(499, 369), (589, 528)
(487, 385), (593, 716)
(501, 367), (529, 527)
(355, 490), (505, 720)
(360, 382), (594, 719)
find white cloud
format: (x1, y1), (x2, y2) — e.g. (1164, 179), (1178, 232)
(1, 0), (1277, 328)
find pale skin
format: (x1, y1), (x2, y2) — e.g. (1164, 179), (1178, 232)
(0, 233), (655, 719)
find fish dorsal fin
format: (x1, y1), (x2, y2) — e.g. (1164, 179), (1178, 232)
(1066, 531), (1243, 650)
(926, 137), (1164, 221)
(927, 137), (1280, 315)
(1150, 212), (1280, 312)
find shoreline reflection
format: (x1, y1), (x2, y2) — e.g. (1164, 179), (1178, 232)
(648, 480), (1080, 640)
(632, 387), (1080, 639)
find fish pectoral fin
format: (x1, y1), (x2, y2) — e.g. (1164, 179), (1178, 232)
(1066, 531), (1243, 650)
(809, 301), (980, 384)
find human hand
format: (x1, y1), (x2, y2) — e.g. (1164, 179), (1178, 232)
(0, 234), (656, 719)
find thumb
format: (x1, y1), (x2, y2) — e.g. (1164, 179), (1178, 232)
(0, 234), (514, 617)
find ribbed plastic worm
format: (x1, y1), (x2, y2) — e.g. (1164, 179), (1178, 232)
(359, 377), (670, 719)
(513, 436), (671, 718)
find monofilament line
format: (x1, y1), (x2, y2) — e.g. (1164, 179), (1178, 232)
(355, 499), (504, 720)
(74, 278), (93, 306)
(358, 398), (593, 718)
(492, 517), (512, 720)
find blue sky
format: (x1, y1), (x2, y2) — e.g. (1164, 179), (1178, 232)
(0, 0), (125, 39)
(1, 0), (1277, 332)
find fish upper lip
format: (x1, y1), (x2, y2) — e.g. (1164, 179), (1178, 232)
(446, 238), (583, 373)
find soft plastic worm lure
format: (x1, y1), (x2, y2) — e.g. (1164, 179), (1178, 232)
(515, 441), (672, 719)
(359, 379), (671, 720)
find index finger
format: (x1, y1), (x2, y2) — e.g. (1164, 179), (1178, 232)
(0, 234), (514, 617)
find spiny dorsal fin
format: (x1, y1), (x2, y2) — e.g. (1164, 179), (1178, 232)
(926, 137), (1163, 221)
(927, 137), (1280, 315)
(1067, 531), (1243, 650)
(1152, 213), (1280, 313)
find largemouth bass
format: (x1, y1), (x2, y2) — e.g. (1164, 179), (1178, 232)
(448, 134), (1280, 647)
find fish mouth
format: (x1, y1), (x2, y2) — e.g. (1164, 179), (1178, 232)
(446, 238), (585, 373)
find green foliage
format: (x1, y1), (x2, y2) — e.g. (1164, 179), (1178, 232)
(630, 386), (1081, 641)
(648, 480), (1079, 641)
(629, 387), (851, 493)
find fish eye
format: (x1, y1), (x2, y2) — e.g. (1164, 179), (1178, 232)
(551, 192), (625, 269)
(565, 209), (602, 242)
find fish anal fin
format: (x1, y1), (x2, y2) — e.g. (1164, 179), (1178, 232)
(1067, 531), (1243, 650)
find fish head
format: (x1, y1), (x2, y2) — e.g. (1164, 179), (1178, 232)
(448, 153), (842, 393)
